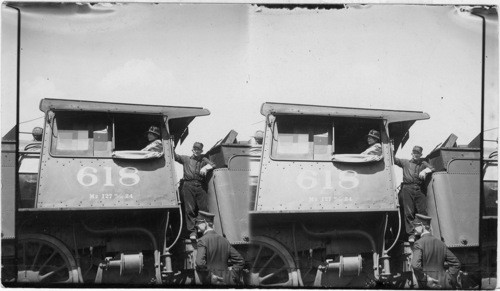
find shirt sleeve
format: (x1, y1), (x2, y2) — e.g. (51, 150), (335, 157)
(202, 157), (216, 168)
(394, 157), (403, 168)
(141, 140), (163, 152)
(174, 153), (185, 164)
(411, 241), (423, 271)
(445, 248), (461, 276)
(411, 241), (426, 284)
(361, 143), (382, 156)
(422, 160), (435, 172)
(195, 239), (207, 270)
(141, 140), (163, 153)
(228, 245), (245, 270)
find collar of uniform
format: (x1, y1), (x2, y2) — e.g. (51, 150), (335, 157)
(190, 155), (203, 160)
(203, 229), (216, 235)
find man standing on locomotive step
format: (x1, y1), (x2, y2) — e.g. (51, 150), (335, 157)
(394, 145), (434, 243)
(411, 214), (461, 289)
(174, 142), (216, 239)
(195, 211), (244, 285)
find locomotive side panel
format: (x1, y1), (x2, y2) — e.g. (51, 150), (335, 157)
(255, 114), (397, 212)
(206, 142), (253, 244)
(37, 157), (178, 209)
(257, 159), (396, 212)
(34, 111), (179, 209)
(1, 141), (16, 242)
(427, 171), (480, 247)
(207, 168), (250, 244)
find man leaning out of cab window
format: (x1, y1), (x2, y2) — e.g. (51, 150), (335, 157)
(361, 129), (382, 156)
(141, 126), (164, 158)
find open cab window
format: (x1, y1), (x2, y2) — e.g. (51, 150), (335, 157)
(50, 111), (164, 158)
(270, 115), (384, 162)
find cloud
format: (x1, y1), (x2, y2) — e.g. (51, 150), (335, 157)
(98, 58), (175, 104)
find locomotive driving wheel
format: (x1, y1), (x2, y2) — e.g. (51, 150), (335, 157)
(239, 236), (299, 287)
(17, 234), (80, 284)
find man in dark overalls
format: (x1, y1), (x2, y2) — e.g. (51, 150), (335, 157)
(394, 145), (434, 242)
(411, 214), (461, 289)
(175, 142), (216, 239)
(195, 211), (244, 285)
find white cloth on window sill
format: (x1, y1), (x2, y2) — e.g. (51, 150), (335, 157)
(141, 139), (164, 152)
(360, 143), (382, 156)
(331, 154), (383, 163)
(112, 150), (163, 159)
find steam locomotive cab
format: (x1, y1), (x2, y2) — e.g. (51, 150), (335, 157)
(250, 102), (429, 287)
(2, 98), (210, 285)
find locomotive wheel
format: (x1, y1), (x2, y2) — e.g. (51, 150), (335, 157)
(17, 234), (80, 284)
(240, 236), (299, 287)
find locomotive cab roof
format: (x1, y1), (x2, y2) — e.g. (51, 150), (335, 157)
(260, 102), (430, 151)
(40, 98), (210, 119)
(40, 98), (210, 141)
(260, 102), (429, 123)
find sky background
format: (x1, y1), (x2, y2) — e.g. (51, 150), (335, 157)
(1, 3), (498, 166)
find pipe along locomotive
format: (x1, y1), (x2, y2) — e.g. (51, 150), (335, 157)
(1, 99), (496, 288)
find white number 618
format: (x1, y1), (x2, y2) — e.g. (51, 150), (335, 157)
(77, 166), (140, 187)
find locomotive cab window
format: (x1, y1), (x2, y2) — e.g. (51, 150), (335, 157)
(113, 114), (163, 152)
(270, 115), (384, 161)
(50, 112), (113, 157)
(50, 111), (164, 158)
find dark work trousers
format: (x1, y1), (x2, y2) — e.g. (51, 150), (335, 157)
(181, 181), (209, 235)
(399, 184), (428, 236)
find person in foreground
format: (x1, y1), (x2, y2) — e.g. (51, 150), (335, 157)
(174, 142), (216, 239)
(411, 214), (461, 289)
(394, 145), (434, 242)
(194, 211), (244, 285)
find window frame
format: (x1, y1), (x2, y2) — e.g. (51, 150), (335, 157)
(48, 111), (165, 159)
(269, 114), (385, 162)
